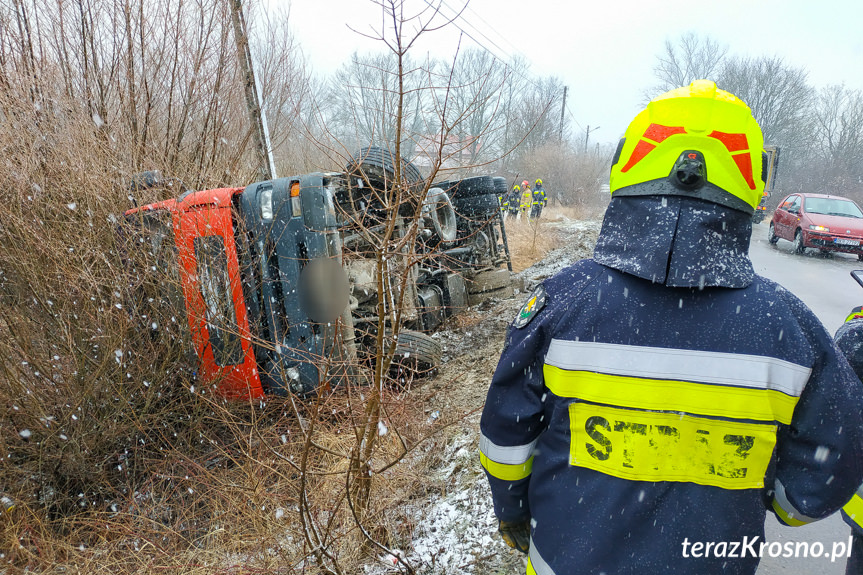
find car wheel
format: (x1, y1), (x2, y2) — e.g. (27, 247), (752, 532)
(793, 229), (806, 254)
(767, 222), (779, 244)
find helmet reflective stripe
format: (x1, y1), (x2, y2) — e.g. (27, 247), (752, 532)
(610, 80), (765, 213)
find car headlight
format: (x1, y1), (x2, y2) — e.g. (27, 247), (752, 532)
(809, 224), (829, 232)
(260, 189), (273, 221)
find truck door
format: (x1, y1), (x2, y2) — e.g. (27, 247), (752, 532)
(174, 192), (264, 400)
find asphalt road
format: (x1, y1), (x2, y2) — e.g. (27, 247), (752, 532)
(750, 219), (862, 575)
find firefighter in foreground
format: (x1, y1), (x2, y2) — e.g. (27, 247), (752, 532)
(479, 80), (863, 575)
(835, 303), (863, 575)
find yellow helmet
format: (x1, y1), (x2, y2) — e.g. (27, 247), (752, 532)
(535, 179), (542, 185)
(513, 184), (521, 192)
(609, 80), (765, 213)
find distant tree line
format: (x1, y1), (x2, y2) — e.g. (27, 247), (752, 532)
(650, 33), (863, 206)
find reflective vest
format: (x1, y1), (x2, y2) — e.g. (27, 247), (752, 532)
(532, 187), (546, 206)
(835, 317), (863, 535)
(480, 259), (863, 575)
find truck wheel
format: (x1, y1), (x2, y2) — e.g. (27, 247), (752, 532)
(767, 222), (779, 244)
(793, 229), (806, 254)
(493, 177), (508, 198)
(424, 188), (457, 243)
(455, 176), (496, 199)
(346, 146), (423, 185)
(467, 269), (511, 294)
(392, 329), (441, 375)
(453, 193), (500, 218)
(467, 283), (514, 306)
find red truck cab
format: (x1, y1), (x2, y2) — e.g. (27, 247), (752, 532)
(126, 187), (265, 400)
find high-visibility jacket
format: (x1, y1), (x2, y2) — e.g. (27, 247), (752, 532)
(834, 318), (863, 536)
(521, 189), (532, 210)
(480, 195), (863, 575)
(532, 186), (547, 206)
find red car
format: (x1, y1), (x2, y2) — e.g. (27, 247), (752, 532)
(768, 193), (863, 259)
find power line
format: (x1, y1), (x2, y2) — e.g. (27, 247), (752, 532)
(440, 0), (528, 65)
(423, 0), (589, 138)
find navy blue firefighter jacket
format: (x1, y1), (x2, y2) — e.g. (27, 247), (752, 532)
(480, 195), (863, 575)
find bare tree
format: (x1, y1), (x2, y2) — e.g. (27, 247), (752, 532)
(717, 55), (814, 148)
(434, 46), (510, 169)
(326, 51), (426, 158)
(648, 32), (728, 97)
(809, 85), (863, 197)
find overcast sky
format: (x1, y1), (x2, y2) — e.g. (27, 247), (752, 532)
(263, 0), (863, 147)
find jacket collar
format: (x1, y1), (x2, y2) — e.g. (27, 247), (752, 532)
(592, 195), (755, 288)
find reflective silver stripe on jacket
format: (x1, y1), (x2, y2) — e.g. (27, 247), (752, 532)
(545, 339), (810, 397)
(479, 433), (537, 465)
(528, 538), (556, 575)
(774, 479), (820, 524)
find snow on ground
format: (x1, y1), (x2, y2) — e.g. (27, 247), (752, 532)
(519, 218), (603, 288)
(365, 425), (525, 575)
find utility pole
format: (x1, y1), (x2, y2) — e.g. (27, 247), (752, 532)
(583, 125), (600, 153)
(229, 0), (276, 181)
(558, 86), (568, 142)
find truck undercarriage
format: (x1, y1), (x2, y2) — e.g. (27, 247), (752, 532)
(124, 147), (514, 400)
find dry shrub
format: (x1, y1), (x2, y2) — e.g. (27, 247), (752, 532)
(502, 207), (576, 272)
(0, 85), (308, 572)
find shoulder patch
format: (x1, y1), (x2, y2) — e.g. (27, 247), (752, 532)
(513, 284), (547, 328)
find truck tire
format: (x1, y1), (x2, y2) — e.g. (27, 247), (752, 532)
(454, 176), (496, 199)
(346, 146), (423, 185)
(467, 268), (511, 294)
(423, 188), (458, 243)
(392, 329), (442, 374)
(432, 176), (496, 200)
(493, 177), (507, 198)
(453, 193), (500, 218)
(467, 284), (514, 306)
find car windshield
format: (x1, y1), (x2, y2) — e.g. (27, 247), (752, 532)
(804, 197), (863, 218)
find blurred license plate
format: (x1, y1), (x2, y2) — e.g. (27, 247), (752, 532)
(835, 238), (859, 246)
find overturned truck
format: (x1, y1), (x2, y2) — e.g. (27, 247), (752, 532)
(125, 148), (514, 401)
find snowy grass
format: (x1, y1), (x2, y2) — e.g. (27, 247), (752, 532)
(364, 424), (526, 575)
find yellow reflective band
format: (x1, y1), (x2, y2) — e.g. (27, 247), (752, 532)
(480, 452), (533, 482)
(545, 365), (798, 424)
(527, 559), (538, 575)
(569, 403), (776, 489)
(844, 493), (863, 529)
(772, 499), (809, 526)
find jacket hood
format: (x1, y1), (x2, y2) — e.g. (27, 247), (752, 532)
(593, 195), (754, 288)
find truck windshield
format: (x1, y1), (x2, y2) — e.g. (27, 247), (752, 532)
(194, 235), (243, 366)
